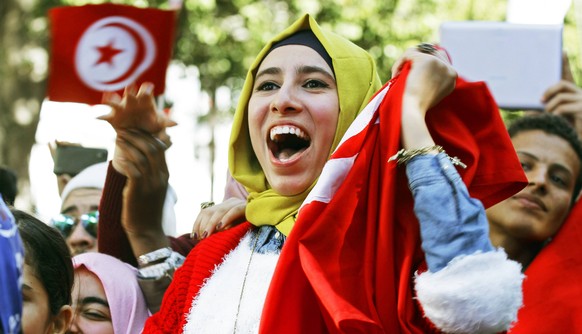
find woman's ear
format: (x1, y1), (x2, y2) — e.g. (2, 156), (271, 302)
(51, 305), (73, 334)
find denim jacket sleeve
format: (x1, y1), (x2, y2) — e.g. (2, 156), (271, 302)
(406, 153), (494, 272)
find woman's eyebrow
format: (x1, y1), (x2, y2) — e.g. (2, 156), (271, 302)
(296, 65), (335, 81)
(255, 67), (281, 81)
(81, 296), (109, 307)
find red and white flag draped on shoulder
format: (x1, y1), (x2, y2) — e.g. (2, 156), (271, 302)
(260, 63), (527, 333)
(47, 4), (176, 104)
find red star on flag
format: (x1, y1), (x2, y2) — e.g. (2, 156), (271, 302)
(95, 41), (123, 66)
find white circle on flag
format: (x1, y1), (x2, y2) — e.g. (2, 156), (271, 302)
(75, 16), (156, 92)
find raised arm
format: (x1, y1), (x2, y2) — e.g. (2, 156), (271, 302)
(100, 83), (176, 258)
(393, 45), (524, 333)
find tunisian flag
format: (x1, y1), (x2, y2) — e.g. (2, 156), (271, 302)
(260, 63), (528, 333)
(48, 4), (176, 104)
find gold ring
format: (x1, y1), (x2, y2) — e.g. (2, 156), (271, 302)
(200, 201), (215, 210)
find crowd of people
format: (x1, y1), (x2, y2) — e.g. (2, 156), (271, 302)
(2, 12), (582, 334)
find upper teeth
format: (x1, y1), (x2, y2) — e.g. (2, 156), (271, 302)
(270, 125), (307, 141)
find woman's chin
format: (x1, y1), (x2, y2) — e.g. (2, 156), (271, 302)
(270, 179), (312, 197)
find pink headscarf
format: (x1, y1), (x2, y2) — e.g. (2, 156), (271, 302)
(73, 252), (150, 333)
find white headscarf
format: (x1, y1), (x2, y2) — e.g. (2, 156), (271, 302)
(60, 162), (108, 204)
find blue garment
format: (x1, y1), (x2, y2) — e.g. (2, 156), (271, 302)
(0, 198), (24, 334)
(406, 153), (493, 272)
(254, 225), (286, 254)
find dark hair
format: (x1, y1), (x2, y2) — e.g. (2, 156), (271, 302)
(508, 113), (582, 201)
(0, 167), (17, 205)
(13, 209), (73, 315)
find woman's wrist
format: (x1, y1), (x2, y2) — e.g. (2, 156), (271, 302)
(126, 228), (170, 259)
(400, 106), (435, 150)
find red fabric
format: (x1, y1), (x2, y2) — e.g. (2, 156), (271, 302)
(260, 64), (527, 333)
(48, 4), (176, 104)
(143, 222), (253, 333)
(509, 200), (582, 333)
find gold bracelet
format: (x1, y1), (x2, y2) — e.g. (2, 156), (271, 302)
(388, 145), (467, 168)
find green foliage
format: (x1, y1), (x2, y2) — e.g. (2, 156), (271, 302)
(174, 0), (508, 90)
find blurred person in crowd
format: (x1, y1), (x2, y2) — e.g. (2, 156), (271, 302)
(68, 252), (150, 334)
(488, 113), (582, 267)
(15, 208), (73, 334)
(52, 162), (108, 255)
(53, 160), (179, 256)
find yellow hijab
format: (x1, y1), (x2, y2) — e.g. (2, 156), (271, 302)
(229, 14), (382, 236)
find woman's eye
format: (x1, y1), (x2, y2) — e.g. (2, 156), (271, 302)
(304, 79), (328, 89)
(82, 309), (111, 321)
(520, 162), (531, 171)
(256, 81), (279, 91)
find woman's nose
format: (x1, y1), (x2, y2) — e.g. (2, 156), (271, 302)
(270, 85), (301, 114)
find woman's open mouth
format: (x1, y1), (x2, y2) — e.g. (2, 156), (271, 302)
(268, 125), (311, 162)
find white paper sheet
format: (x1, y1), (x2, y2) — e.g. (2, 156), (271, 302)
(439, 21), (563, 110)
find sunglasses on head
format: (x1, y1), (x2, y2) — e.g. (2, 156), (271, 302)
(50, 211), (99, 238)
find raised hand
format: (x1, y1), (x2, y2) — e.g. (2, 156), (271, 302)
(392, 44), (457, 115)
(100, 82), (177, 133)
(191, 198), (247, 240)
(392, 44), (457, 150)
(543, 80), (582, 137)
